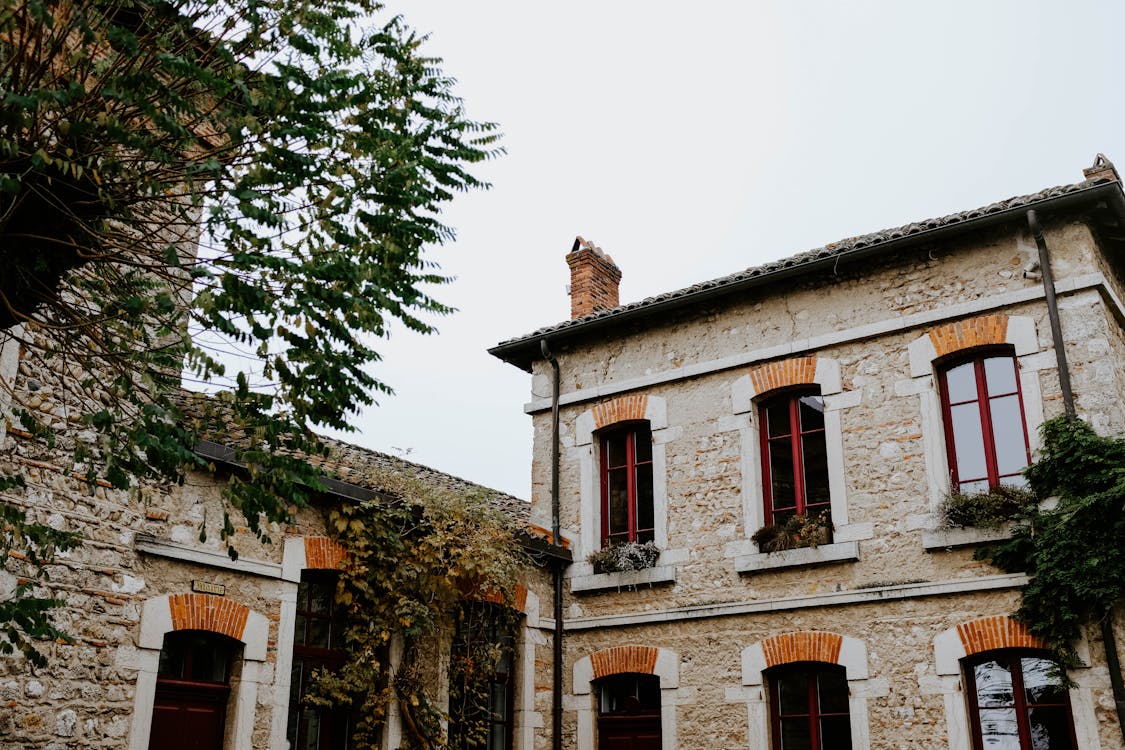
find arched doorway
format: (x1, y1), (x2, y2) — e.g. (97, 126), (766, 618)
(595, 673), (661, 750)
(149, 630), (241, 750)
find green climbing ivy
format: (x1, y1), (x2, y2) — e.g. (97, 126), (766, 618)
(982, 415), (1125, 666)
(303, 470), (525, 750)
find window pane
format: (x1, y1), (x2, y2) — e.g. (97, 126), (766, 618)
(295, 614), (308, 646)
(802, 432), (830, 505)
(799, 396), (825, 432)
(816, 670), (849, 714)
(310, 581), (332, 614)
(984, 356), (1018, 395)
(1026, 706), (1074, 750)
(490, 682), (508, 720)
(488, 723), (507, 750)
(310, 617), (330, 649)
(977, 708), (1021, 749)
(951, 402), (988, 482)
(1021, 658), (1067, 705)
(766, 399), (794, 438)
(769, 438), (796, 509)
(989, 395), (1028, 477)
(635, 464), (654, 533)
(946, 361), (979, 403)
(780, 717), (812, 750)
(974, 659), (1015, 707)
(606, 433), (627, 468)
(819, 715), (853, 750)
(778, 672), (809, 714)
(634, 431), (652, 463)
(297, 580), (309, 610)
(960, 479), (990, 494)
(607, 468), (629, 535)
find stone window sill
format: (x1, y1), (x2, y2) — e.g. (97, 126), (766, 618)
(922, 525), (1013, 551)
(734, 540), (859, 574)
(570, 565), (676, 594)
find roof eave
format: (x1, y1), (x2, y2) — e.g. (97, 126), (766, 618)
(489, 181), (1125, 372)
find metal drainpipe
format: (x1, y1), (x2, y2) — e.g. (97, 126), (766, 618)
(540, 339), (564, 750)
(1026, 210), (1075, 417)
(1027, 209), (1125, 741)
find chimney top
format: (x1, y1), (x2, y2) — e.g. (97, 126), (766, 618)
(566, 236), (621, 319)
(1083, 153), (1120, 183)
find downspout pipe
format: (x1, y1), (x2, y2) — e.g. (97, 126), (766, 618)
(1026, 209), (1075, 416)
(1027, 210), (1125, 741)
(540, 339), (564, 750)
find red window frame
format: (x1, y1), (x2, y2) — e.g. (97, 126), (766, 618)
(759, 390), (830, 527)
(768, 663), (852, 750)
(599, 422), (654, 546)
(938, 351), (1031, 493)
(963, 649), (1078, 750)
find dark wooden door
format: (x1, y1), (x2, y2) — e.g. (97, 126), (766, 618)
(149, 681), (229, 750)
(597, 714), (662, 750)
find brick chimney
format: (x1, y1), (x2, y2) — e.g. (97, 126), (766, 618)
(1083, 153), (1120, 183)
(566, 236), (621, 319)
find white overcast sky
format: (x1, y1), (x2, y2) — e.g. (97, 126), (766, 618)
(323, 1), (1125, 499)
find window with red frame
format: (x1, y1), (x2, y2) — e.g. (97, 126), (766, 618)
(287, 573), (355, 750)
(768, 663), (852, 750)
(600, 423), (654, 547)
(939, 352), (1030, 494)
(759, 391), (830, 527)
(964, 650), (1076, 750)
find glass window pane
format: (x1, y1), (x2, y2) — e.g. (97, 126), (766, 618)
(635, 464), (654, 533)
(766, 399), (794, 438)
(819, 715), (853, 750)
(946, 362), (979, 404)
(488, 723), (507, 750)
(297, 580), (309, 611)
(977, 708), (1022, 749)
(295, 614), (308, 646)
(989, 395), (1029, 477)
(605, 433), (627, 468)
(607, 468), (629, 535)
(290, 662), (305, 703)
(1027, 706), (1074, 750)
(799, 396), (825, 432)
(951, 402), (988, 482)
(310, 617), (330, 649)
(490, 682), (508, 720)
(310, 582), (332, 614)
(960, 479), (990, 494)
(780, 716), (812, 750)
(634, 430), (652, 463)
(984, 356), (1018, 395)
(1021, 658), (1067, 705)
(769, 438), (796, 509)
(816, 670), (849, 714)
(778, 672), (809, 714)
(974, 659), (1015, 707)
(802, 432), (830, 505)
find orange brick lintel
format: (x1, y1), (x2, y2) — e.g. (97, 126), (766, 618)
(928, 314), (1010, 358)
(167, 593), (249, 641)
(590, 645), (659, 679)
(749, 357), (818, 396)
(957, 615), (1047, 656)
(761, 631), (844, 668)
(592, 395), (649, 430)
(303, 536), (348, 570)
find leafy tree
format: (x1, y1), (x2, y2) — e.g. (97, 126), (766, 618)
(984, 416), (1125, 666)
(0, 0), (497, 660)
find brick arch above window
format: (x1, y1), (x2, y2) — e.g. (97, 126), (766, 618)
(934, 615), (1059, 676)
(592, 394), (649, 429)
(138, 593), (269, 662)
(731, 356), (841, 414)
(908, 314), (1038, 378)
(573, 645), (680, 693)
(303, 536), (348, 570)
(742, 631), (869, 686)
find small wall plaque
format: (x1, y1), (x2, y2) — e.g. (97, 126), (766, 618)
(191, 580), (226, 596)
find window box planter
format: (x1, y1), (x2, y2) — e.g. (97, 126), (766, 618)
(734, 540), (859, 574)
(922, 524), (1015, 551)
(570, 565), (677, 594)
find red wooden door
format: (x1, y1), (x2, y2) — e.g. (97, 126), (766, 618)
(597, 715), (662, 750)
(148, 630), (238, 750)
(149, 682), (229, 750)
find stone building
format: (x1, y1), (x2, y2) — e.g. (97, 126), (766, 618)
(491, 156), (1125, 750)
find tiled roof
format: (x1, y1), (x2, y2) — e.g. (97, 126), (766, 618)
(173, 390), (529, 523)
(495, 176), (1115, 349)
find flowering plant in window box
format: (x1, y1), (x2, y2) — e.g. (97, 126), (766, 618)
(751, 511), (832, 553)
(938, 485), (1036, 529)
(587, 540), (661, 574)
